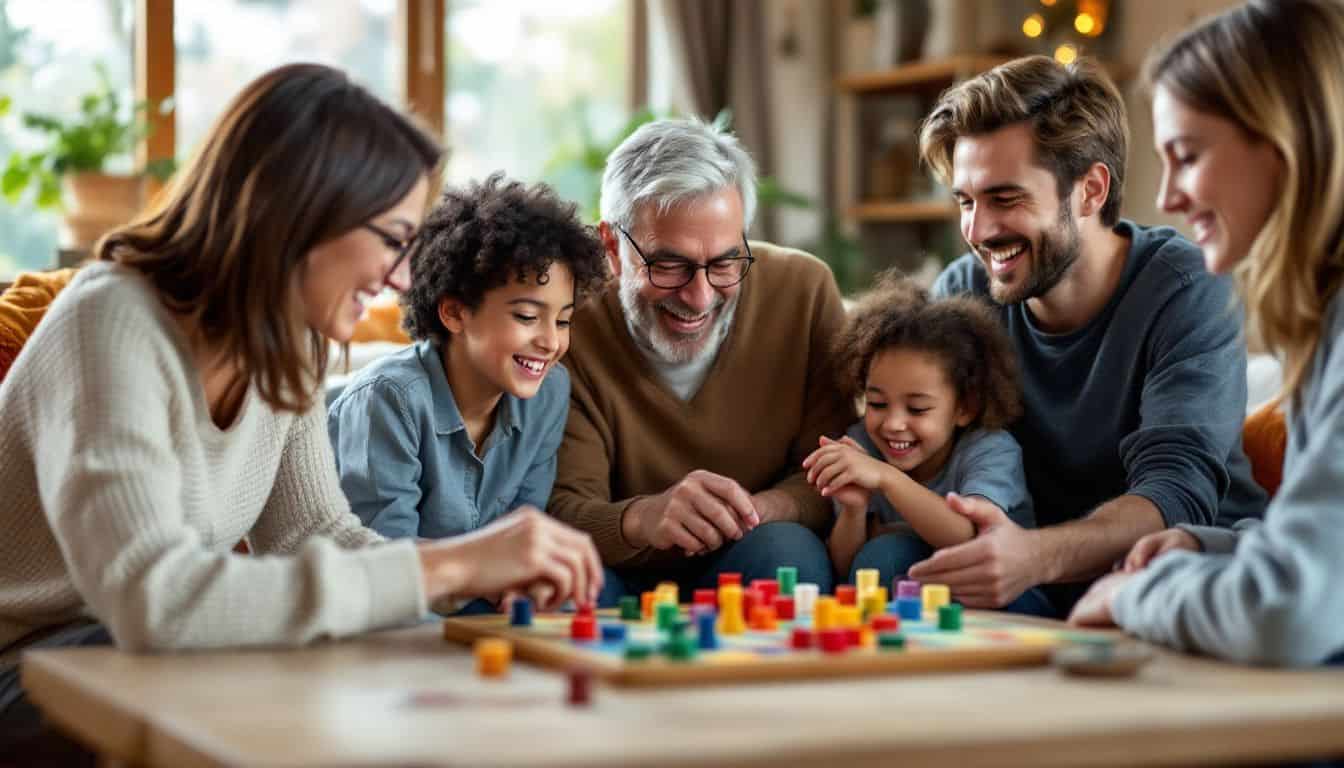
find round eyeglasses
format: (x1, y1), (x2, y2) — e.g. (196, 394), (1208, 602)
(616, 224), (755, 289)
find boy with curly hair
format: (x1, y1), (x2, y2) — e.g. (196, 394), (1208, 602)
(329, 174), (608, 610)
(802, 272), (1051, 615)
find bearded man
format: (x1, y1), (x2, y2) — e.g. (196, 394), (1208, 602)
(549, 118), (853, 602)
(908, 56), (1266, 616)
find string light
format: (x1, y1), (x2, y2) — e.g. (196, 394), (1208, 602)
(1074, 13), (1096, 35)
(1055, 44), (1078, 64)
(1022, 14), (1045, 38)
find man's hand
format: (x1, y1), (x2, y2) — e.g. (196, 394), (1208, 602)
(803, 435), (892, 496)
(906, 493), (1042, 608)
(1123, 528), (1200, 572)
(622, 470), (760, 555)
(1067, 570), (1136, 627)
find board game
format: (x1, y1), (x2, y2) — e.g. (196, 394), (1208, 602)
(441, 571), (1118, 688)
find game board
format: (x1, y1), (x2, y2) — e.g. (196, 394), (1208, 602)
(441, 607), (1118, 688)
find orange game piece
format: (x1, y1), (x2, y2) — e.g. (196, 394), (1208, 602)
(748, 605), (778, 631)
(474, 638), (512, 678)
(836, 585), (858, 606)
(641, 591), (656, 620)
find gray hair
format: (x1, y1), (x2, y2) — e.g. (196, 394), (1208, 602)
(599, 117), (757, 233)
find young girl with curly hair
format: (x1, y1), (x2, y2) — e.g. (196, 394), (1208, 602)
(804, 272), (1050, 614)
(328, 173), (609, 612)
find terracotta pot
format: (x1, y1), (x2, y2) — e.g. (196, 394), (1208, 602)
(59, 172), (144, 249)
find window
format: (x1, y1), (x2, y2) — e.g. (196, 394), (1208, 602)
(0, 0), (133, 279)
(445, 0), (627, 219)
(174, 0), (399, 159)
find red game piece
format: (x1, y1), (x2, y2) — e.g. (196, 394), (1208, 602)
(870, 614), (900, 633)
(773, 595), (795, 620)
(790, 626), (814, 649)
(835, 585), (857, 606)
(742, 588), (763, 618)
(749, 579), (779, 603)
(570, 614), (598, 641)
(718, 572), (742, 587)
(844, 627), (862, 647)
(567, 667), (592, 707)
(693, 588), (718, 608)
(819, 628), (848, 654)
(576, 601), (596, 617)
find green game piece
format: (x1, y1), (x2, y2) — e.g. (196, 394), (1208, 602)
(776, 566), (798, 596)
(667, 619), (691, 638)
(656, 602), (680, 631)
(624, 642), (654, 661)
(662, 635), (698, 662)
(938, 603), (963, 631)
(619, 595), (642, 621)
(878, 632), (906, 650)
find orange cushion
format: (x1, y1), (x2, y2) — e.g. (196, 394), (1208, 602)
(0, 267), (80, 383)
(1243, 399), (1287, 497)
(350, 299), (410, 344)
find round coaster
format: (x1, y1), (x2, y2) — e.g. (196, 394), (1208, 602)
(1053, 642), (1155, 678)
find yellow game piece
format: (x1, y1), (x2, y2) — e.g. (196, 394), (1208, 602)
(814, 596), (838, 630)
(474, 638), (512, 678)
(641, 590), (656, 620)
(859, 628), (876, 649)
(861, 593), (885, 622)
(718, 584), (746, 634)
(876, 586), (889, 606)
(855, 568), (880, 600)
(655, 583), (679, 606)
(837, 605), (862, 629)
(922, 584), (951, 615)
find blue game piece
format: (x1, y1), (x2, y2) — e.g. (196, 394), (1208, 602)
(697, 610), (719, 650)
(896, 596), (922, 621)
(600, 623), (628, 643)
(510, 597), (533, 627)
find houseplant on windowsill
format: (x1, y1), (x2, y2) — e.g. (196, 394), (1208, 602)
(0, 63), (173, 251)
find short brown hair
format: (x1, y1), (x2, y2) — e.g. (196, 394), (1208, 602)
(835, 271), (1021, 430)
(919, 55), (1128, 226)
(98, 63), (443, 413)
(401, 173), (610, 346)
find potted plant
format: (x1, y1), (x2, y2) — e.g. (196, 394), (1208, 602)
(0, 63), (172, 250)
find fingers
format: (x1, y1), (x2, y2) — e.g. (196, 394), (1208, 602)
(839, 435), (865, 450)
(907, 539), (986, 579)
(945, 493), (1007, 529)
(696, 473), (759, 529)
(1123, 536), (1160, 573)
(675, 504), (725, 553)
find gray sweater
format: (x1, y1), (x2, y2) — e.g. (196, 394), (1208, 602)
(1114, 290), (1344, 666)
(0, 263), (426, 666)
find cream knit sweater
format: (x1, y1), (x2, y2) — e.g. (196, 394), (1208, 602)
(0, 263), (426, 665)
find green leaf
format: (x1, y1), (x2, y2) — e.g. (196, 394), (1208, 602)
(144, 157), (177, 181)
(0, 95), (10, 117)
(757, 177), (814, 209)
(36, 172), (61, 208)
(2, 158), (30, 201)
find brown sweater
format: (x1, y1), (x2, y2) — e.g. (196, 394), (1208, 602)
(550, 242), (855, 567)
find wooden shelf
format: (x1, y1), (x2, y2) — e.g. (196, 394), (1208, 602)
(835, 55), (1014, 94)
(848, 200), (958, 223)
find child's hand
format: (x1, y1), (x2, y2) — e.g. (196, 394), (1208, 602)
(803, 435), (891, 498)
(830, 483), (870, 514)
(1122, 528), (1200, 572)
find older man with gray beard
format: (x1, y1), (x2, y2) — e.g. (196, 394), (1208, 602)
(549, 118), (854, 603)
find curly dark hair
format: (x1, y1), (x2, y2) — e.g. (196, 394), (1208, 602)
(400, 172), (610, 344)
(835, 270), (1022, 430)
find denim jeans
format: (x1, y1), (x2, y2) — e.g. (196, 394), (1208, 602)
(0, 620), (111, 764)
(597, 521), (834, 606)
(850, 531), (1058, 618)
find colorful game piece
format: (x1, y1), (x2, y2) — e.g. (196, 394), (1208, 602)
(922, 584), (951, 614)
(870, 614), (900, 633)
(718, 584), (746, 634)
(623, 642), (653, 660)
(855, 568), (880, 599)
(663, 635), (697, 662)
(693, 588), (718, 608)
(819, 628), (848, 654)
(859, 628), (877, 649)
(895, 579), (921, 599)
(576, 601), (596, 617)
(655, 583), (679, 607)
(836, 605), (861, 630)
(474, 638), (512, 678)
(749, 579), (779, 604)
(742, 588), (763, 619)
(790, 626), (814, 649)
(776, 566), (798, 596)
(570, 614), (598, 642)
(814, 596), (838, 630)
(696, 610), (719, 650)
(717, 572), (742, 588)
(656, 602), (680, 631)
(793, 583), (819, 616)
(641, 591), (656, 620)
(938, 603), (963, 631)
(896, 596), (922, 621)
(567, 667), (592, 707)
(878, 632), (907, 650)
(875, 586), (889, 606)
(835, 585), (857, 606)
(861, 593), (885, 622)
(773, 595), (795, 621)
(619, 595), (641, 621)
(601, 623), (627, 643)
(843, 627), (862, 648)
(510, 597), (533, 627)
(748, 605), (778, 631)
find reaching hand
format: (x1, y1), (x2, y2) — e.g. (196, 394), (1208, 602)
(906, 493), (1039, 609)
(418, 507), (603, 611)
(1068, 570), (1136, 627)
(1122, 528), (1200, 572)
(624, 470), (759, 556)
(803, 435), (892, 498)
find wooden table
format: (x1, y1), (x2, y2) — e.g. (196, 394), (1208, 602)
(21, 621), (1344, 767)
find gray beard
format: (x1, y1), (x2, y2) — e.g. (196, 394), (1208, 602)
(618, 271), (738, 366)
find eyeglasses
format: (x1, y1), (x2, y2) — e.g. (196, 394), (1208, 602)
(616, 224), (755, 289)
(363, 222), (416, 284)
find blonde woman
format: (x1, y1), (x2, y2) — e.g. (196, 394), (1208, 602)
(1071, 0), (1344, 666)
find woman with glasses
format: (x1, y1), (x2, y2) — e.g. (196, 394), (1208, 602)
(328, 173), (609, 615)
(0, 63), (601, 756)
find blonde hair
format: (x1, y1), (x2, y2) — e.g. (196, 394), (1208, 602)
(1144, 0), (1344, 401)
(919, 55), (1129, 226)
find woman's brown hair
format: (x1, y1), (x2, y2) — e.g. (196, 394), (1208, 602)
(98, 63), (443, 412)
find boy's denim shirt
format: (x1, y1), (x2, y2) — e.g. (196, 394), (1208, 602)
(328, 339), (570, 540)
